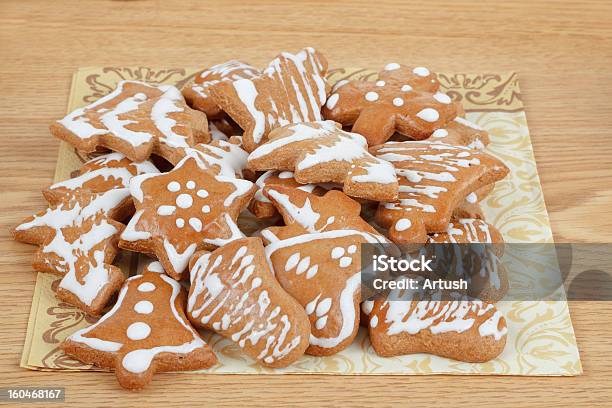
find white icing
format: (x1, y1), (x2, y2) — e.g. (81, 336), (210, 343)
(412, 66), (430, 77)
(365, 91), (379, 102)
(393, 97), (404, 107)
(395, 218), (412, 231)
(326, 93), (339, 109)
(134, 300), (154, 314)
(433, 92), (451, 104)
(416, 108), (440, 122)
(384, 63), (400, 71)
(126, 322), (151, 340)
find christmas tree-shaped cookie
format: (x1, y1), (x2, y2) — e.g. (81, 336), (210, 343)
(62, 262), (217, 390)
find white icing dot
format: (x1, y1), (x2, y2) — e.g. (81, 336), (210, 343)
(186, 180), (196, 189)
(315, 316), (328, 330)
(395, 218), (412, 231)
(370, 315), (379, 328)
(176, 193), (193, 209)
(196, 189), (209, 198)
(147, 262), (164, 273)
(401, 84), (413, 92)
(376, 80), (386, 87)
(365, 91), (379, 102)
(252, 277), (262, 289)
(296, 257), (311, 275)
(133, 93), (147, 101)
(176, 218), (185, 228)
(137, 282), (155, 292)
(316, 298), (332, 317)
(466, 192), (478, 203)
(189, 217), (203, 232)
(326, 93), (339, 109)
(157, 205), (176, 216)
(167, 181), (180, 192)
(201, 205), (210, 213)
(413, 66), (430, 77)
(126, 322), (151, 340)
(433, 92), (451, 104)
(348, 245), (357, 254)
(416, 108), (440, 122)
(384, 62), (400, 71)
(306, 265), (318, 279)
(278, 171), (294, 179)
(331, 247), (344, 259)
(339, 256), (352, 268)
(285, 252), (300, 271)
(393, 97), (404, 107)
(432, 129), (449, 138)
(134, 300), (154, 314)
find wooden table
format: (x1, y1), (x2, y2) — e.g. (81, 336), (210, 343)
(1, 1), (611, 406)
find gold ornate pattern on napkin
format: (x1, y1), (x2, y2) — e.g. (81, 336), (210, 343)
(20, 66), (581, 376)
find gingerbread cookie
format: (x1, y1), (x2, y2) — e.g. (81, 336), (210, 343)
(182, 60), (259, 119)
(427, 218), (508, 302)
(43, 152), (158, 205)
(62, 262), (217, 390)
(261, 186), (391, 356)
(184, 137), (249, 178)
(209, 47), (329, 152)
(248, 121), (398, 202)
(370, 141), (509, 244)
(323, 63), (458, 145)
(51, 80), (210, 164)
(119, 155), (255, 280)
(362, 279), (507, 362)
(426, 117), (490, 150)
(13, 153), (159, 315)
(249, 171), (330, 218)
(188, 237), (310, 367)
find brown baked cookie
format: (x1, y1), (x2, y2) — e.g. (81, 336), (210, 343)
(322, 63), (458, 145)
(182, 60), (259, 119)
(248, 121), (398, 202)
(249, 171), (330, 219)
(13, 153), (159, 315)
(187, 237), (310, 367)
(119, 155), (255, 280)
(370, 141), (509, 244)
(50, 80), (210, 164)
(209, 47), (329, 152)
(426, 117), (490, 150)
(362, 279), (507, 362)
(184, 137), (249, 178)
(427, 218), (508, 302)
(62, 262), (217, 390)
(261, 186), (391, 356)
(43, 152), (158, 205)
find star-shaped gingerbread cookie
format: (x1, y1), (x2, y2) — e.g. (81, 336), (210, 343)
(209, 47), (330, 152)
(51, 80), (210, 164)
(13, 153), (159, 315)
(247, 121), (398, 202)
(119, 155), (256, 280)
(260, 186), (390, 356)
(323, 63), (459, 145)
(370, 141), (509, 244)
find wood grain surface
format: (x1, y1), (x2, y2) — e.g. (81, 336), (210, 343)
(1, 0), (611, 406)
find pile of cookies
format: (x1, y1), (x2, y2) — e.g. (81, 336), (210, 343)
(13, 47), (511, 390)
